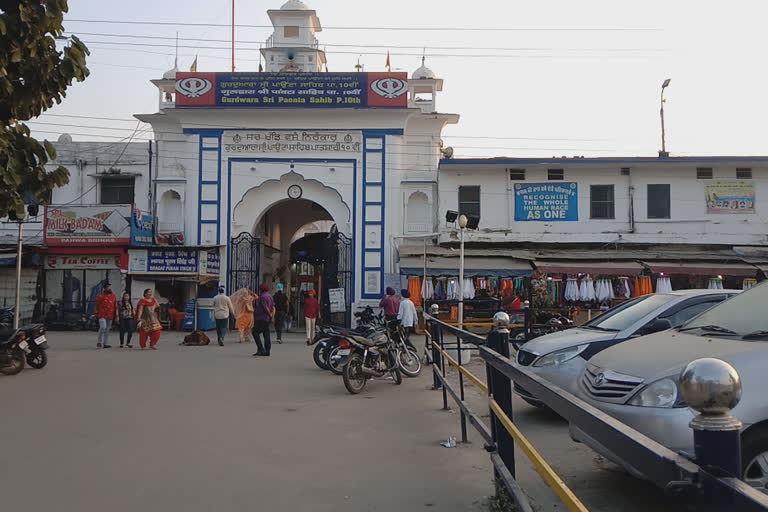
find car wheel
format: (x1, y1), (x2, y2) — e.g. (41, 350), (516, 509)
(742, 427), (768, 492)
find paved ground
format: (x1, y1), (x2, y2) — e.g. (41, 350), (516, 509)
(0, 330), (494, 512)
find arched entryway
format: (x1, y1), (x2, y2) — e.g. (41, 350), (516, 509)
(229, 173), (353, 325)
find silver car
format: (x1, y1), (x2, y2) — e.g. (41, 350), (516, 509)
(570, 282), (768, 490)
(514, 289), (739, 407)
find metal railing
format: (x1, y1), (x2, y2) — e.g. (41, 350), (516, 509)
(424, 310), (768, 512)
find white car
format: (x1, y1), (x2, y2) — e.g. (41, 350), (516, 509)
(514, 289), (739, 407)
(570, 282), (768, 490)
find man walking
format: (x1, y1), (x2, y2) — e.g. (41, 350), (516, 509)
(252, 284), (275, 357)
(397, 289), (418, 341)
(213, 286), (235, 346)
(94, 282), (118, 348)
(273, 283), (288, 343)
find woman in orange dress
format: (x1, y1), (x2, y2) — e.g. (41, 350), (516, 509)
(135, 288), (162, 350)
(231, 288), (258, 343)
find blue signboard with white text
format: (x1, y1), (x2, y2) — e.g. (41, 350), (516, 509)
(175, 72), (408, 109)
(130, 208), (153, 246)
(147, 249), (198, 273)
(514, 182), (579, 221)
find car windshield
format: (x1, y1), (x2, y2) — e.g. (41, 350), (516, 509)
(682, 283), (768, 337)
(583, 294), (678, 332)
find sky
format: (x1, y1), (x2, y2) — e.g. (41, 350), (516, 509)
(28, 0), (768, 158)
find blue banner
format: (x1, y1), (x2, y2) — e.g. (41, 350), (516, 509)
(147, 249), (198, 273)
(514, 182), (578, 221)
(175, 72), (408, 109)
(130, 208), (153, 246)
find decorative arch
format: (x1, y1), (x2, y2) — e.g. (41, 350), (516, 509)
(405, 190), (431, 233)
(157, 188), (183, 233)
(232, 171), (352, 237)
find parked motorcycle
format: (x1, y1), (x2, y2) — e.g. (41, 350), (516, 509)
(0, 325), (44, 375)
(23, 324), (48, 369)
(342, 329), (402, 394)
(310, 306), (381, 374)
(388, 320), (422, 378)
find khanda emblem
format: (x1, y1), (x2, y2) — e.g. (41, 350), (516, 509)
(176, 77), (213, 98)
(370, 78), (407, 99)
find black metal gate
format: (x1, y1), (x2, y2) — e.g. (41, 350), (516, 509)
(322, 227), (353, 327)
(229, 232), (261, 293)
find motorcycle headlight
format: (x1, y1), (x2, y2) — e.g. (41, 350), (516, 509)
(628, 378), (680, 408)
(533, 344), (589, 368)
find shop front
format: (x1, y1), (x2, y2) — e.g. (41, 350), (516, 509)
(128, 246), (221, 331)
(42, 205), (132, 318)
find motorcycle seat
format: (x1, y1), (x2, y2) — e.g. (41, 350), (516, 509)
(350, 335), (389, 347)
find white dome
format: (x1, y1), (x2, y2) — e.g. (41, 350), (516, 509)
(163, 66), (178, 79)
(412, 56), (436, 79)
(281, 0), (309, 9)
(412, 64), (436, 79)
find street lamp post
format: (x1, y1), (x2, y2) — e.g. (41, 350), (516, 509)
(659, 78), (671, 157)
(458, 214), (468, 329)
(14, 221), (22, 329)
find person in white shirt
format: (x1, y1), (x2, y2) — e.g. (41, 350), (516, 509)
(397, 289), (418, 339)
(213, 286), (236, 347)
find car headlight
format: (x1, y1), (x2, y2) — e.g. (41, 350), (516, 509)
(627, 377), (680, 408)
(533, 344), (589, 367)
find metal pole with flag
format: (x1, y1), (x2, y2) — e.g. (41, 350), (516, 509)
(190, 55), (198, 72)
(386, 51), (391, 72)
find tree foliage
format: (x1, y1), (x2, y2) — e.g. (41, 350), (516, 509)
(0, 0), (89, 217)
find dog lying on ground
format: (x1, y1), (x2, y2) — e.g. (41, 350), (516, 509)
(181, 330), (210, 346)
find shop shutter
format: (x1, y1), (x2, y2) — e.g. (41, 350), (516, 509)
(0, 267), (39, 322)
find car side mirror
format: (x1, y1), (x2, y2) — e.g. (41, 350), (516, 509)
(646, 318), (673, 334)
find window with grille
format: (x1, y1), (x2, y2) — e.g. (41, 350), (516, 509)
(696, 167), (713, 179)
(508, 168), (526, 180)
(647, 184), (671, 219)
(736, 168), (752, 179)
(590, 185), (615, 219)
(458, 186), (481, 218)
(101, 177), (135, 205)
(548, 169), (564, 181)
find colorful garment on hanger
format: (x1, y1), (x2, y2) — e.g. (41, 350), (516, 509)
(565, 277), (580, 302)
(422, 278), (435, 301)
(408, 276), (422, 307)
(446, 279), (459, 300)
(618, 277), (631, 299)
(463, 278), (475, 300)
(434, 278), (445, 300)
(655, 276), (673, 293)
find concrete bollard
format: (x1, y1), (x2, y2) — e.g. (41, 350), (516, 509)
(679, 358), (743, 478)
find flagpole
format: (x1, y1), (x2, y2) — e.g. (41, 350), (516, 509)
(231, 0), (235, 72)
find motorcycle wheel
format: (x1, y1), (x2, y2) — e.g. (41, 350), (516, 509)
(322, 340), (340, 370)
(343, 353), (367, 394)
(313, 343), (329, 370)
(326, 345), (347, 376)
(0, 349), (26, 376)
(390, 367), (403, 385)
(27, 349), (48, 369)
(397, 346), (422, 378)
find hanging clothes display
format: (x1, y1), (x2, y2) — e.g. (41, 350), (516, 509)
(564, 277), (580, 302)
(514, 277), (526, 297)
(434, 278), (446, 300)
(463, 278), (476, 299)
(708, 277), (724, 290)
(408, 276), (422, 307)
(547, 278), (563, 306)
(446, 278), (459, 300)
(655, 276), (673, 293)
(500, 279), (514, 297)
(579, 276), (596, 302)
(743, 278), (758, 290)
(618, 277), (631, 299)
(421, 278), (435, 301)
(633, 276), (653, 296)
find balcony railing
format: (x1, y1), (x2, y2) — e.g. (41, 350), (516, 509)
(157, 221), (183, 233)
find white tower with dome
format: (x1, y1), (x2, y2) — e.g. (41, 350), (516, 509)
(261, 0), (326, 72)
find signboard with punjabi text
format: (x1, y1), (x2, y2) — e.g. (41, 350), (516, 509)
(222, 130), (362, 155)
(175, 72), (408, 109)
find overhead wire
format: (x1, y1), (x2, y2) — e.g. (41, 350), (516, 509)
(64, 18), (661, 32)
